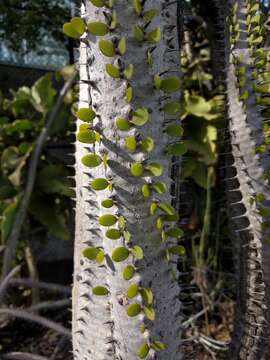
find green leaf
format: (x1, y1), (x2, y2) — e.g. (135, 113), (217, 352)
(132, 246), (144, 260)
(147, 27), (161, 43)
(133, 25), (145, 41)
(71, 17), (85, 35)
(143, 8), (158, 21)
(154, 74), (162, 89)
(165, 227), (184, 238)
(123, 230), (131, 242)
(37, 165), (74, 197)
(169, 245), (186, 256)
(131, 108), (149, 126)
(76, 108), (96, 122)
(140, 288), (153, 305)
(118, 216), (126, 229)
(110, 10), (118, 29)
(133, 0), (142, 15)
(123, 64), (134, 80)
(91, 178), (109, 191)
(116, 118), (131, 131)
(141, 137), (155, 152)
(158, 202), (175, 216)
(166, 143), (187, 156)
(1, 146), (21, 174)
(152, 182), (167, 194)
(144, 306), (155, 321)
(106, 64), (120, 78)
(63, 23), (81, 39)
(29, 194), (70, 240)
(127, 303), (141, 317)
(126, 86), (133, 103)
(112, 246), (130, 262)
(145, 163), (163, 176)
(164, 213), (179, 222)
(142, 184), (151, 198)
(150, 202), (158, 215)
(166, 124), (183, 137)
(101, 199), (114, 208)
(147, 50), (154, 66)
(83, 247), (100, 260)
(151, 341), (166, 352)
(130, 163), (144, 177)
(125, 136), (137, 152)
(92, 286), (109, 296)
(118, 37), (127, 55)
(184, 92), (217, 120)
(160, 78), (181, 93)
(88, 22), (109, 36)
(106, 228), (121, 240)
(1, 202), (17, 242)
(99, 214), (118, 226)
(123, 265), (135, 280)
(77, 130), (96, 143)
(127, 283), (139, 298)
(163, 101), (181, 115)
(81, 153), (102, 168)
(99, 40), (115, 57)
(90, 0), (105, 6)
(138, 343), (149, 359)
(96, 250), (105, 264)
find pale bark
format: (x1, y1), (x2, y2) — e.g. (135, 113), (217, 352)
(73, 1), (183, 360)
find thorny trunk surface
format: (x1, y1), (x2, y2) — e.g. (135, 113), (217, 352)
(72, 1), (183, 359)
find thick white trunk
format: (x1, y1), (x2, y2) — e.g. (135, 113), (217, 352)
(73, 1), (183, 359)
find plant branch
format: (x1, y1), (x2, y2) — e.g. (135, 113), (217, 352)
(2, 352), (49, 360)
(0, 265), (21, 304)
(1, 70), (78, 278)
(2, 353), (49, 360)
(8, 278), (71, 295)
(0, 308), (71, 338)
(28, 299), (70, 312)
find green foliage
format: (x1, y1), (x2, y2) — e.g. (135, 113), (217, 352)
(0, 70), (75, 243)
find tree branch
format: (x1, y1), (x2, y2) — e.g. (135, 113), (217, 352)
(0, 308), (71, 338)
(8, 278), (71, 295)
(2, 352), (49, 360)
(1, 70), (78, 278)
(0, 265), (21, 304)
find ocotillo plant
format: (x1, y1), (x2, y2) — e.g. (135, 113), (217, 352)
(64, 1), (185, 359)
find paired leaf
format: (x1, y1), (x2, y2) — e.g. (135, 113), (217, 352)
(112, 246), (130, 262)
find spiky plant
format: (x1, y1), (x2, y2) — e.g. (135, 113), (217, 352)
(63, 0), (270, 359)
(64, 1), (186, 359)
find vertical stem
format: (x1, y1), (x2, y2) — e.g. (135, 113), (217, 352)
(24, 239), (40, 307)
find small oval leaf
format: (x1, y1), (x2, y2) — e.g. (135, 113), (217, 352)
(146, 163), (163, 177)
(130, 163), (144, 177)
(88, 21), (109, 36)
(125, 136), (137, 152)
(169, 245), (186, 256)
(101, 199), (114, 208)
(123, 265), (135, 280)
(83, 247), (99, 260)
(106, 64), (120, 78)
(131, 108), (149, 126)
(163, 101), (181, 115)
(127, 303), (141, 317)
(144, 306), (156, 321)
(92, 286), (109, 296)
(116, 118), (131, 131)
(81, 153), (102, 168)
(166, 124), (183, 137)
(112, 246), (130, 262)
(76, 108), (96, 122)
(160, 77), (181, 93)
(118, 37), (127, 55)
(91, 178), (109, 191)
(132, 246), (144, 260)
(99, 40), (115, 57)
(127, 283), (139, 298)
(90, 0), (105, 6)
(77, 130), (96, 143)
(138, 343), (150, 359)
(99, 214), (118, 227)
(106, 228), (121, 240)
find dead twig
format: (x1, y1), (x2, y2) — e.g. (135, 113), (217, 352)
(0, 308), (71, 338)
(1, 352), (49, 360)
(8, 278), (71, 295)
(0, 266), (21, 304)
(24, 240), (40, 307)
(28, 299), (71, 312)
(1, 70), (78, 278)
